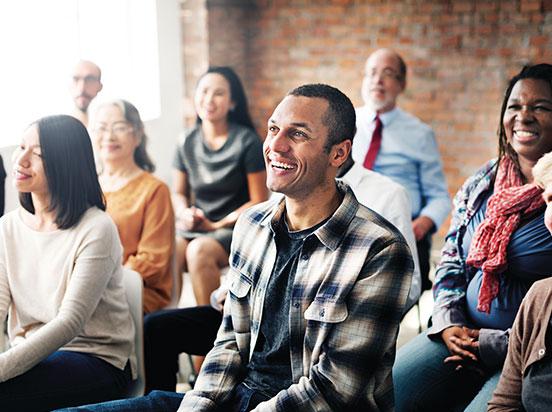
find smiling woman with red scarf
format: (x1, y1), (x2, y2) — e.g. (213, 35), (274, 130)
(393, 63), (552, 412)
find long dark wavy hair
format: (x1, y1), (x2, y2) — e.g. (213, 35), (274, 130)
(195, 66), (255, 130)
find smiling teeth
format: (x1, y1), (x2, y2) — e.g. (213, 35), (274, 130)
(272, 160), (294, 170)
(515, 131), (537, 138)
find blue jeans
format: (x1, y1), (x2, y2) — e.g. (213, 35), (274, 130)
(0, 350), (130, 412)
(56, 391), (185, 412)
(58, 383), (269, 412)
(393, 331), (501, 412)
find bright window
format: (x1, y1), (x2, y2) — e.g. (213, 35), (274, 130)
(0, 0), (160, 147)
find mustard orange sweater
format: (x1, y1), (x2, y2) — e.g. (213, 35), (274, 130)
(104, 172), (175, 314)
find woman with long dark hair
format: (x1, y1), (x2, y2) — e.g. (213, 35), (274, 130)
(393, 63), (552, 411)
(0, 115), (135, 410)
(92, 99), (175, 314)
(173, 66), (268, 305)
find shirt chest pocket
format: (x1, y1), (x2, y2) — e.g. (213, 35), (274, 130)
(304, 300), (348, 323)
(229, 275), (252, 299)
(229, 274), (252, 336)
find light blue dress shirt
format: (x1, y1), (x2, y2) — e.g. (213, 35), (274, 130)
(352, 106), (451, 228)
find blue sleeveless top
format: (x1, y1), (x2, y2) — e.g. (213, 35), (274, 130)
(463, 191), (552, 329)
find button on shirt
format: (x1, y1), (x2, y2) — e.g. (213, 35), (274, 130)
(352, 106), (451, 228)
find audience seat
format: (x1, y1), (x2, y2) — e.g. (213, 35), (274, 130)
(122, 267), (146, 397)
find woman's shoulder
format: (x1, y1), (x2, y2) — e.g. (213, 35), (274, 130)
(77, 207), (119, 236)
(178, 126), (202, 146)
(230, 123), (260, 142)
(474, 158), (498, 175)
(135, 172), (170, 195)
(0, 209), (21, 236)
(459, 158), (498, 194)
(527, 278), (552, 300)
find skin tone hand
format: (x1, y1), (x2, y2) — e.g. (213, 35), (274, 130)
(213, 286), (228, 312)
(442, 326), (484, 375)
(412, 215), (435, 241)
(176, 206), (207, 231)
(194, 214), (220, 232)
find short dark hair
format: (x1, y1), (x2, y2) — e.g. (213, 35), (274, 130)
(99, 99), (155, 172)
(288, 83), (356, 152)
(196, 66), (255, 130)
(498, 63), (552, 165)
(19, 115), (105, 229)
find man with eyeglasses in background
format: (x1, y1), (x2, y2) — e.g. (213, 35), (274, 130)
(352, 48), (450, 293)
(70, 60), (103, 127)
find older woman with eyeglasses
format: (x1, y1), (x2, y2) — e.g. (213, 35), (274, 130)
(92, 99), (175, 314)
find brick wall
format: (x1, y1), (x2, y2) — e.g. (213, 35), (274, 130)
(181, 0), (552, 233)
(180, 0), (209, 127)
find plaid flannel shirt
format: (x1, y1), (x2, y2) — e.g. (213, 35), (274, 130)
(178, 181), (413, 412)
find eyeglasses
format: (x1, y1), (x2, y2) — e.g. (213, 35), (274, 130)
(72, 75), (101, 85)
(92, 123), (133, 136)
(364, 68), (401, 81)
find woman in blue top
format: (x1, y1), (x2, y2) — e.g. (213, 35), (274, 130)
(173, 67), (268, 305)
(393, 64), (552, 412)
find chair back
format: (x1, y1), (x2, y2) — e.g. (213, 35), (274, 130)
(122, 268), (145, 397)
(167, 251), (181, 309)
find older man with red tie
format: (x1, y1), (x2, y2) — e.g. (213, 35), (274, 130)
(352, 48), (451, 293)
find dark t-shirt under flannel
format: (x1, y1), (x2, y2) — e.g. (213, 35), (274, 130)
(243, 215), (327, 398)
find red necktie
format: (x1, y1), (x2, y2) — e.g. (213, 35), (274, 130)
(363, 114), (382, 169)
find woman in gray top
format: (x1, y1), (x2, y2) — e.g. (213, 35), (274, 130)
(173, 67), (267, 306)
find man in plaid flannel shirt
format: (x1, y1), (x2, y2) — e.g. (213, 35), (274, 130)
(64, 84), (413, 412)
(179, 84), (413, 411)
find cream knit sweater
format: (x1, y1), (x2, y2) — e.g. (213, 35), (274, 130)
(0, 207), (135, 382)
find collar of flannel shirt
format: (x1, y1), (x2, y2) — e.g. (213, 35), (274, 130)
(258, 180), (360, 252)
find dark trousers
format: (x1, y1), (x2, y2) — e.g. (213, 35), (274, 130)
(416, 233), (433, 291)
(144, 305), (223, 393)
(0, 350), (131, 412)
(56, 384), (268, 412)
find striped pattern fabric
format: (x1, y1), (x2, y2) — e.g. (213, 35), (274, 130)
(178, 181), (413, 411)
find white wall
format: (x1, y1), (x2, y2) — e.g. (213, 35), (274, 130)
(1, 0), (183, 214)
(145, 0), (183, 186)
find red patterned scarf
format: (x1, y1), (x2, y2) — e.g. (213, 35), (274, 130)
(467, 156), (544, 313)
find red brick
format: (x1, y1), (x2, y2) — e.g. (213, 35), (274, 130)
(520, 0), (541, 12)
(476, 1), (498, 12)
(531, 12), (544, 22)
(442, 35), (462, 48)
(452, 1), (475, 13)
(179, 0), (551, 214)
(483, 12), (500, 23)
(530, 35), (549, 46)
